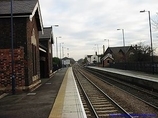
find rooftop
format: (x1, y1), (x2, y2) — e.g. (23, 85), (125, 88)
(39, 27), (54, 44)
(0, 0), (37, 16)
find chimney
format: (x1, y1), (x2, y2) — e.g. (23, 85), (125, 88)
(95, 51), (97, 55)
(103, 45), (105, 54)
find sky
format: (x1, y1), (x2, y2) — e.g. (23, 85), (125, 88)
(39, 0), (158, 61)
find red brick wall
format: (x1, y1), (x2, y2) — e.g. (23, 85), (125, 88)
(0, 48), (24, 92)
(0, 18), (27, 49)
(26, 16), (40, 85)
(0, 16), (41, 92)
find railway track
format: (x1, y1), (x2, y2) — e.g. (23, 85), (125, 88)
(73, 65), (133, 118)
(83, 66), (158, 110)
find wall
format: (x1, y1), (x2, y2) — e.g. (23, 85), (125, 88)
(0, 18), (27, 49)
(0, 15), (41, 92)
(103, 57), (113, 67)
(0, 18), (27, 92)
(0, 48), (25, 92)
(26, 16), (40, 87)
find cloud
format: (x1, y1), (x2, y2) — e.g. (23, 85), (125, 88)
(39, 0), (158, 60)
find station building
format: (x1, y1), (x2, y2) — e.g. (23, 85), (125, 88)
(0, 0), (54, 92)
(39, 27), (54, 78)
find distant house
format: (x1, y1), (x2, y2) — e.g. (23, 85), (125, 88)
(0, 0), (43, 92)
(39, 27), (54, 78)
(102, 46), (134, 67)
(87, 52), (102, 65)
(62, 59), (70, 67)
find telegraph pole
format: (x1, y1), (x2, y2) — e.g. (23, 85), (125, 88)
(11, 0), (15, 94)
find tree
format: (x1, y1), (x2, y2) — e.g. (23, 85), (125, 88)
(52, 57), (61, 71)
(78, 58), (84, 64)
(129, 43), (151, 62)
(83, 57), (88, 64)
(152, 13), (158, 31)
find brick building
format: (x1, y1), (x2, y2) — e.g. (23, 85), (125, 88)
(0, 0), (43, 92)
(39, 27), (54, 78)
(102, 46), (134, 67)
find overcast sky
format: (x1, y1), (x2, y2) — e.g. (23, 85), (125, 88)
(39, 0), (158, 61)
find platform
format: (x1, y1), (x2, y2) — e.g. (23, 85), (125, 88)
(49, 67), (87, 118)
(87, 66), (158, 91)
(88, 66), (158, 82)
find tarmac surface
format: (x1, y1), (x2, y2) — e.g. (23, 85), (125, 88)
(0, 68), (68, 118)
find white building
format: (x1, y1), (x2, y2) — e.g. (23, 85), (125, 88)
(87, 52), (101, 64)
(62, 59), (70, 67)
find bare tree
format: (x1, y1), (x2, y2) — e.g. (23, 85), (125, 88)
(152, 13), (158, 31)
(129, 43), (151, 62)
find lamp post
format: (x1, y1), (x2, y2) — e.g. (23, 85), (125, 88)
(62, 45), (64, 58)
(67, 48), (69, 57)
(95, 44), (99, 55)
(117, 29), (125, 47)
(140, 10), (154, 74)
(11, 0), (15, 94)
(56, 36), (61, 58)
(60, 42), (64, 59)
(52, 25), (59, 57)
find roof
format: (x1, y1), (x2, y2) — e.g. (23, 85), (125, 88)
(106, 46), (131, 54)
(87, 55), (92, 58)
(0, 0), (43, 31)
(0, 0), (37, 15)
(39, 27), (54, 44)
(101, 53), (114, 60)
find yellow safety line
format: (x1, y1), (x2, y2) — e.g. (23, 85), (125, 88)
(48, 68), (70, 118)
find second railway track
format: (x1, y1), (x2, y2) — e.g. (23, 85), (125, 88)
(73, 65), (133, 118)
(83, 66), (158, 110)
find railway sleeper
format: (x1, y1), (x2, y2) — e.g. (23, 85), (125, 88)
(95, 106), (116, 110)
(93, 104), (113, 107)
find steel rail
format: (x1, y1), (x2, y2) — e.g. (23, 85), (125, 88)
(78, 69), (133, 118)
(73, 68), (99, 118)
(84, 67), (158, 110)
(73, 66), (133, 118)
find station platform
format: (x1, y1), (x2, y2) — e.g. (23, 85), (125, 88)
(87, 66), (158, 91)
(49, 67), (87, 118)
(0, 67), (86, 118)
(88, 66), (158, 82)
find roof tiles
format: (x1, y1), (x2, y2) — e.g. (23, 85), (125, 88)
(0, 0), (37, 15)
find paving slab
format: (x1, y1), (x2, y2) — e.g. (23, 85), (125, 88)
(0, 68), (67, 118)
(49, 67), (87, 118)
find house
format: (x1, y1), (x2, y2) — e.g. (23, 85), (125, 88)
(86, 52), (102, 65)
(101, 53), (114, 67)
(102, 46), (134, 67)
(62, 59), (70, 67)
(0, 0), (43, 92)
(39, 27), (54, 78)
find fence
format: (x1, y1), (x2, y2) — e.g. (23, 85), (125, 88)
(109, 62), (158, 74)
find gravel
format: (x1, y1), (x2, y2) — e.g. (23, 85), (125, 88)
(82, 69), (158, 117)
